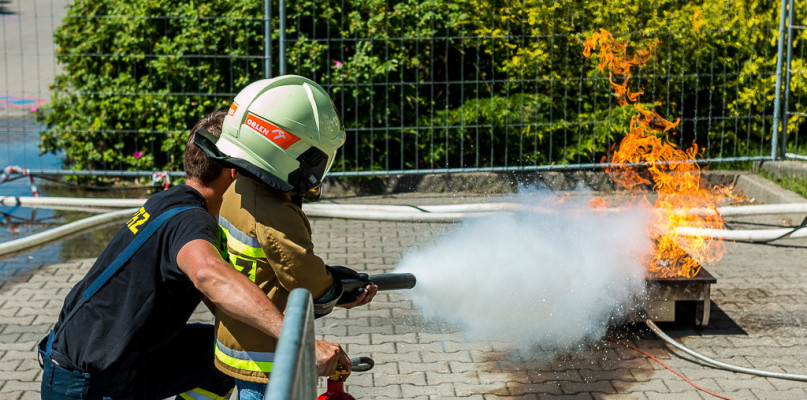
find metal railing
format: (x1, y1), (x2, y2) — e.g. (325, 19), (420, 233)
(0, 0), (805, 181)
(264, 288), (318, 400)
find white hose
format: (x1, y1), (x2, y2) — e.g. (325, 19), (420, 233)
(310, 202), (807, 217)
(675, 226), (807, 241)
(0, 208), (137, 257)
(710, 203), (807, 216)
(305, 203), (807, 241)
(300, 207), (495, 223)
(4, 195), (807, 216)
(646, 320), (807, 382)
(0, 195), (145, 211)
(4, 196), (807, 241)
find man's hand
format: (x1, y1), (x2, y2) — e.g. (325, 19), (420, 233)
(337, 283), (378, 309)
(315, 340), (351, 377)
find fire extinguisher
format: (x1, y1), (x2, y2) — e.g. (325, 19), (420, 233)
(317, 357), (374, 400)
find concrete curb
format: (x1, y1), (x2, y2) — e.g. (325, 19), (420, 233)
(734, 173), (807, 205)
(325, 169), (806, 206)
(759, 160), (807, 180)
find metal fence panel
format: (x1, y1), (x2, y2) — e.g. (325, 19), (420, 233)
(1, 0), (804, 180)
(1, 0), (69, 180)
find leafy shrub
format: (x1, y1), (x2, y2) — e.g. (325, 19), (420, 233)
(39, 0), (266, 174)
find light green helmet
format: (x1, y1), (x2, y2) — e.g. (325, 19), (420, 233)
(194, 75), (345, 194)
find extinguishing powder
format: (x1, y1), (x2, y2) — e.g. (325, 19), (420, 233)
(395, 189), (654, 353)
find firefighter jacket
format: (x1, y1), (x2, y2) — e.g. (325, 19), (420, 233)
(214, 177), (338, 383)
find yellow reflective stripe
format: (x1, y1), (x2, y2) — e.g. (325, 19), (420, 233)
(228, 254), (257, 282)
(219, 224), (266, 259)
(215, 342), (274, 373)
(179, 387), (232, 400)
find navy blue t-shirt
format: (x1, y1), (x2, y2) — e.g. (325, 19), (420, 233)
(50, 185), (224, 374)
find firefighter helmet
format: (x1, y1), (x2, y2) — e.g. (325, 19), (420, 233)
(193, 75), (345, 194)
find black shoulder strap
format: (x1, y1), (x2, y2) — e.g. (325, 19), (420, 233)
(53, 205), (201, 337)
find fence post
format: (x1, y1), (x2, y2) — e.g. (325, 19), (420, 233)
(264, 0), (272, 78)
(279, 0), (286, 76)
(771, 0), (789, 160)
(781, 0), (795, 158)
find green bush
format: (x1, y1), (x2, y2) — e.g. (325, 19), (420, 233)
(39, 0), (266, 174)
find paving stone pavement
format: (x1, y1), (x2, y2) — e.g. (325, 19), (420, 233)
(1, 192), (807, 399)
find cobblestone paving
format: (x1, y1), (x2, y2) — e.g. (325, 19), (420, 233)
(1, 193), (806, 399)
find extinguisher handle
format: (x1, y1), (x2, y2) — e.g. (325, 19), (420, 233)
(350, 356), (374, 372)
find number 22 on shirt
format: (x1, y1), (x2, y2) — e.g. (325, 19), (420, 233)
(127, 207), (151, 234)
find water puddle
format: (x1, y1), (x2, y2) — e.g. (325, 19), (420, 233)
(0, 117), (139, 281)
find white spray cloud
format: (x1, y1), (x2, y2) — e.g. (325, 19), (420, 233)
(395, 190), (654, 352)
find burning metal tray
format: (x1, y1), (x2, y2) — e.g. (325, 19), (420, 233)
(643, 267), (716, 327)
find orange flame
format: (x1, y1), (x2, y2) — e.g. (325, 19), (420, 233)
(584, 29), (726, 278)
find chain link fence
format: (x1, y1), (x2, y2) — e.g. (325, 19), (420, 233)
(0, 0), (805, 181)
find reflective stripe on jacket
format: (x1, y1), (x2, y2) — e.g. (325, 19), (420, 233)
(214, 337), (274, 373)
(214, 177), (335, 383)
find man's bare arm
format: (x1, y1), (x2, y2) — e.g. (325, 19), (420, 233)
(177, 239), (284, 339)
(176, 239), (350, 376)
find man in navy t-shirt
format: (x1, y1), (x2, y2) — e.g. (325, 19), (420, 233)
(39, 111), (350, 399)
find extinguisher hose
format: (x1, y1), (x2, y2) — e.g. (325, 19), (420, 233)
(350, 357), (374, 372)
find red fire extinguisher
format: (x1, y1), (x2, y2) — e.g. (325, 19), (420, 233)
(317, 357), (374, 400)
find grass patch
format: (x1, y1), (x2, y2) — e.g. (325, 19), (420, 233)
(757, 170), (807, 199)
(707, 160), (755, 171)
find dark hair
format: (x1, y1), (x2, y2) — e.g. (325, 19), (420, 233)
(184, 110), (226, 184)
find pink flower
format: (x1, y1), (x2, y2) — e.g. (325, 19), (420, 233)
(133, 151), (143, 159)
(333, 60), (343, 69)
(30, 106), (37, 113)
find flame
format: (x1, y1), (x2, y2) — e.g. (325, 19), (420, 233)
(588, 196), (607, 209)
(584, 29), (727, 278)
